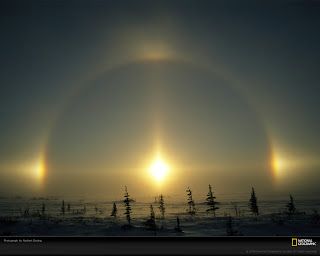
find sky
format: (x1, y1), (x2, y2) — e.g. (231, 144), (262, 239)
(0, 0), (319, 201)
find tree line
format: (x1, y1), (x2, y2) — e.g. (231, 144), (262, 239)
(114, 185), (297, 229)
(37, 186), (297, 227)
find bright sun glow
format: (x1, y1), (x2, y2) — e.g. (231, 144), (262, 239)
(149, 158), (169, 182)
(273, 157), (284, 173)
(33, 157), (45, 181)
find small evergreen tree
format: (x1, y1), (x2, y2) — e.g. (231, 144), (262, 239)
(41, 203), (46, 216)
(186, 187), (196, 215)
(249, 187), (259, 216)
(24, 207), (30, 217)
(311, 210), (320, 225)
(231, 202), (239, 217)
(67, 203), (71, 212)
(111, 202), (117, 218)
(159, 194), (165, 219)
(174, 216), (182, 232)
(286, 194), (296, 216)
(206, 184), (219, 216)
(123, 186), (132, 225)
(150, 204), (155, 221)
(61, 200), (65, 216)
(226, 216), (238, 236)
(146, 204), (156, 231)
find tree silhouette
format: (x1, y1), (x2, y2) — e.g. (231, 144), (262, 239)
(226, 216), (238, 236)
(159, 194), (165, 220)
(231, 202), (240, 217)
(67, 203), (71, 212)
(123, 186), (132, 225)
(41, 203), (46, 216)
(186, 187), (196, 215)
(311, 210), (320, 225)
(206, 184), (219, 216)
(286, 194), (296, 216)
(24, 207), (30, 217)
(249, 187), (259, 216)
(61, 200), (65, 216)
(144, 204), (157, 232)
(111, 202), (118, 218)
(150, 204), (155, 222)
(174, 216), (182, 232)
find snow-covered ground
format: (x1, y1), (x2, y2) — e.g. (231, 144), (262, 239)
(0, 197), (319, 236)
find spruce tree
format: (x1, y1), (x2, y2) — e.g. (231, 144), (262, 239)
(41, 203), (46, 216)
(206, 184), (219, 216)
(286, 194), (296, 216)
(159, 194), (165, 220)
(186, 187), (196, 215)
(144, 204), (156, 232)
(249, 187), (259, 216)
(174, 216), (182, 232)
(226, 216), (237, 236)
(123, 186), (132, 225)
(111, 202), (118, 218)
(232, 202), (240, 217)
(61, 200), (65, 216)
(150, 204), (156, 229)
(151, 204), (155, 218)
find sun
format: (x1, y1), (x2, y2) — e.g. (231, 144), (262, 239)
(149, 158), (169, 182)
(33, 157), (45, 182)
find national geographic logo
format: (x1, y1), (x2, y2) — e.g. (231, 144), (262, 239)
(292, 238), (317, 247)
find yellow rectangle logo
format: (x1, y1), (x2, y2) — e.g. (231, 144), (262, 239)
(292, 238), (298, 247)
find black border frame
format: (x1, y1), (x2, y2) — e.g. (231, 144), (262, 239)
(1, 236), (319, 255)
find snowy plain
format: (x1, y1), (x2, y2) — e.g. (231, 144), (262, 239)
(0, 197), (319, 236)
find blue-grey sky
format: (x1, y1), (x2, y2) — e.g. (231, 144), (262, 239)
(0, 0), (319, 200)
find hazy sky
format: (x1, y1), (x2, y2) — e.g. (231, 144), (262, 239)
(0, 0), (319, 201)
